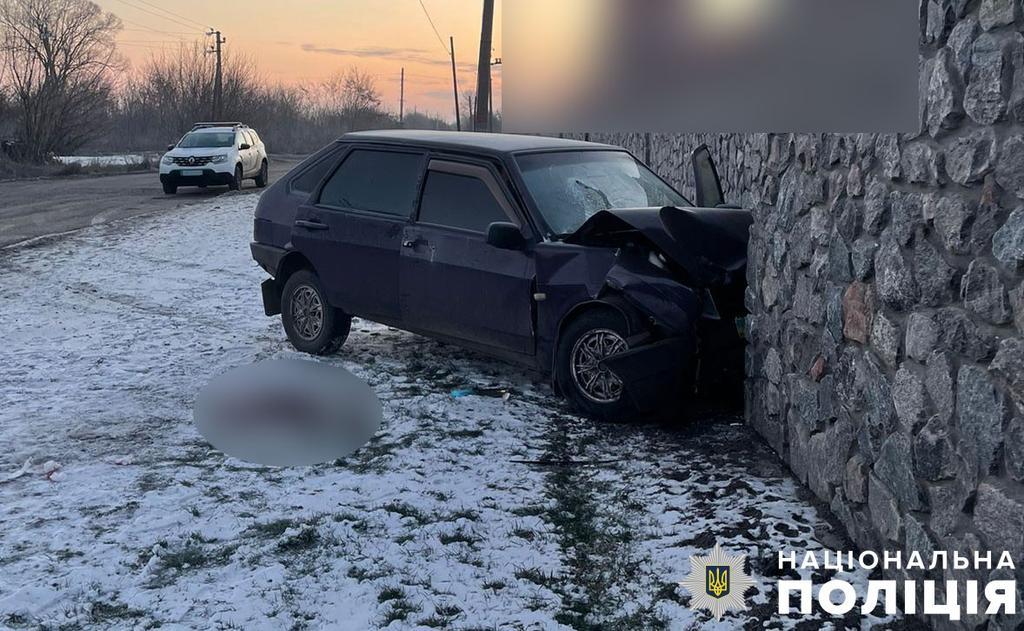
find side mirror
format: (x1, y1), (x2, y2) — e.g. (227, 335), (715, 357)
(486, 222), (526, 250)
(167, 144), (175, 151)
(692, 145), (725, 209)
(239, 143), (251, 150)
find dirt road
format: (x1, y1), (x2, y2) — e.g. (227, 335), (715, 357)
(0, 156), (303, 248)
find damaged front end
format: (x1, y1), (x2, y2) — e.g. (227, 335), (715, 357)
(563, 205), (752, 411)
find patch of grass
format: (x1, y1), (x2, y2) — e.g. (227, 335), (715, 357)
(148, 541), (238, 587)
(438, 529), (477, 546)
(276, 526), (320, 552)
(382, 501), (430, 525)
(381, 598), (419, 625)
(514, 567), (557, 588)
(512, 527), (536, 542)
(377, 585), (406, 603)
(434, 603), (462, 617)
(2, 613), (30, 628)
(394, 533), (415, 545)
(449, 428), (484, 439)
(89, 600), (145, 624)
(447, 508), (479, 522)
(246, 518), (297, 539)
(510, 505), (546, 517)
(482, 579), (506, 591)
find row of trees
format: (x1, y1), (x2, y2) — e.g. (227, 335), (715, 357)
(0, 0), (488, 162)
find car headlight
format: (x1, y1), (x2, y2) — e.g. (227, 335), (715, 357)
(161, 155), (174, 165)
(210, 154), (228, 164)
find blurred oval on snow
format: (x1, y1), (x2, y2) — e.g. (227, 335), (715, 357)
(194, 359), (381, 466)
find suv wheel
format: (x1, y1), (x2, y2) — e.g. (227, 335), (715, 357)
(281, 270), (350, 355)
(254, 160), (268, 188)
(228, 165), (242, 190)
(555, 310), (638, 421)
(162, 182), (177, 195)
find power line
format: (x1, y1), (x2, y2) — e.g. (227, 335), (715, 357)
(118, 16), (200, 41)
(128, 0), (209, 29)
(417, 0), (450, 55)
(112, 0), (206, 32)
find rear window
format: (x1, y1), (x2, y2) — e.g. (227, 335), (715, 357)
(418, 171), (509, 233)
(318, 149), (424, 216)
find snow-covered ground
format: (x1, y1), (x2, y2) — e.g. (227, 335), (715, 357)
(55, 154), (151, 168)
(0, 194), (901, 629)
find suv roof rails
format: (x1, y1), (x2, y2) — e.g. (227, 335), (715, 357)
(191, 122), (248, 130)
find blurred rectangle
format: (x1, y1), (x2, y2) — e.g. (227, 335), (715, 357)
(503, 0), (919, 133)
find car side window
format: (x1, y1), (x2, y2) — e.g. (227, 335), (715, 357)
(318, 149), (424, 217)
(418, 171), (510, 233)
(249, 130), (260, 145)
(289, 145), (345, 196)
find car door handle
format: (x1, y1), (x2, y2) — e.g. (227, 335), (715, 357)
(402, 238), (423, 248)
(295, 220), (328, 231)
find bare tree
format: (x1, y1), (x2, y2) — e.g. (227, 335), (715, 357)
(0, 0), (122, 161)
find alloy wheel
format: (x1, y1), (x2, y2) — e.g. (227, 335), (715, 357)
(570, 328), (628, 404)
(290, 285), (324, 341)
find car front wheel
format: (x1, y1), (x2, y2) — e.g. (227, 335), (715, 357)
(162, 182), (176, 195)
(229, 165), (242, 190)
(280, 270), (350, 355)
(254, 160), (268, 188)
(555, 310), (639, 421)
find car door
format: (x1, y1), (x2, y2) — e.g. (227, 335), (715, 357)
(292, 147), (427, 322)
(240, 130), (257, 175)
(399, 159), (535, 355)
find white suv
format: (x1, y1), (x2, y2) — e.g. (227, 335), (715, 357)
(160, 123), (269, 194)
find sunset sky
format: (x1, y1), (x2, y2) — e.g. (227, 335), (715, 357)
(95, 0), (502, 121)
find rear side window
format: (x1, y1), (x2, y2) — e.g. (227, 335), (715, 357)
(289, 145), (345, 196)
(418, 171), (509, 233)
(319, 150), (424, 217)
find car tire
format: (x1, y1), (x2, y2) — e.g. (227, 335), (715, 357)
(162, 182), (177, 195)
(254, 160), (268, 188)
(229, 165), (242, 191)
(280, 269), (350, 356)
(555, 310), (639, 421)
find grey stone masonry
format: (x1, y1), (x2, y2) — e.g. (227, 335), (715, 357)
(570, 2), (1024, 624)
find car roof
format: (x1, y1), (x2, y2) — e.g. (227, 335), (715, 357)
(338, 130), (620, 156)
(189, 128), (238, 134)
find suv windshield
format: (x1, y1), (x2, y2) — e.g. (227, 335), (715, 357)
(178, 132), (235, 149)
(516, 151), (690, 236)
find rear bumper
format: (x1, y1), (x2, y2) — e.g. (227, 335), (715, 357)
(250, 242), (287, 276)
(250, 242), (288, 317)
(160, 170), (234, 187)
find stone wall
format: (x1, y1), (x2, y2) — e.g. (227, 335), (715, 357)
(580, 1), (1024, 626)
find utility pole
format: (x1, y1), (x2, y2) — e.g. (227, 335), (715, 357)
(474, 0), (494, 132)
(207, 29), (225, 120)
(490, 58), (501, 131)
(399, 67), (405, 126)
(450, 36), (461, 131)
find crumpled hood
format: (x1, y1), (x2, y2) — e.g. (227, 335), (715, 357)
(563, 206), (752, 286)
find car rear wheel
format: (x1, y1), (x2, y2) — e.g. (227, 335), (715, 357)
(254, 160), (268, 188)
(162, 182), (176, 195)
(281, 270), (350, 355)
(556, 310), (639, 421)
(229, 165), (242, 190)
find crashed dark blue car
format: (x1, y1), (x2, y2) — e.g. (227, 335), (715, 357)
(250, 131), (751, 420)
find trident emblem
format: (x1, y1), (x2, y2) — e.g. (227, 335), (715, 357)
(706, 566), (730, 598)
